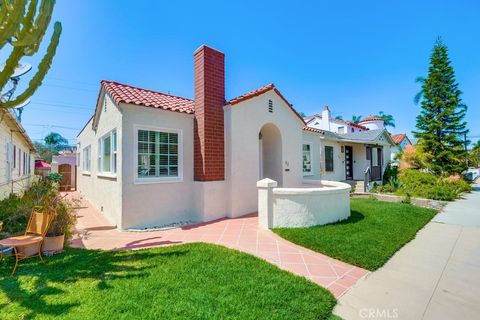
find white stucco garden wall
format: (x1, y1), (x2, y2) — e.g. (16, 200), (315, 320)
(77, 93), (123, 227)
(225, 90), (304, 218)
(258, 178), (351, 228)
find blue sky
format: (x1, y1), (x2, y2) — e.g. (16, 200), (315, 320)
(6, 0), (480, 145)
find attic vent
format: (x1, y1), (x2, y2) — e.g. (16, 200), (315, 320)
(268, 99), (273, 113)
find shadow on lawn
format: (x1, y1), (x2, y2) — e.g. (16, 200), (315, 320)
(0, 247), (186, 318)
(320, 210), (365, 227)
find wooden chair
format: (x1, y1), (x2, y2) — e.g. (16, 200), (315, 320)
(0, 209), (54, 275)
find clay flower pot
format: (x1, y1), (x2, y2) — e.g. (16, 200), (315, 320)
(42, 234), (65, 253)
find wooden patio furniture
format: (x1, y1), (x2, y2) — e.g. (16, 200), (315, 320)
(0, 209), (54, 275)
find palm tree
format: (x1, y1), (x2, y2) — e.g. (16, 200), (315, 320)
(351, 115), (362, 124)
(376, 111), (395, 128)
(335, 115), (343, 120)
(414, 76), (425, 105)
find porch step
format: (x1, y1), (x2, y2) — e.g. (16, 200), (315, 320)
(343, 180), (366, 193)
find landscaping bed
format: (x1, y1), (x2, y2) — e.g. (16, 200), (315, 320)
(0, 243), (336, 319)
(274, 199), (437, 271)
(377, 167), (472, 201)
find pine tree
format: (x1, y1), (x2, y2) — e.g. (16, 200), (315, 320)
(414, 38), (468, 174)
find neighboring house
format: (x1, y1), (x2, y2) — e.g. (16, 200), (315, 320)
(0, 109), (36, 200)
(51, 152), (77, 190)
(305, 109), (395, 184)
(305, 107), (368, 134)
(77, 45), (394, 229)
(390, 133), (412, 162)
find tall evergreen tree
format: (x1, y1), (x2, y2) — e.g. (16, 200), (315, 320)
(414, 38), (468, 174)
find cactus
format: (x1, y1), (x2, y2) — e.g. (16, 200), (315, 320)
(0, 0), (62, 109)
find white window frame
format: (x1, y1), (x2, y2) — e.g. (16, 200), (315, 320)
(302, 143), (313, 176)
(97, 129), (117, 177)
(133, 125), (183, 184)
(82, 145), (92, 174)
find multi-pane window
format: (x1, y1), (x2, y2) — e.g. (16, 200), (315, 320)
(325, 146), (334, 172)
(98, 129), (117, 175)
(137, 129), (179, 179)
(82, 146), (91, 172)
(302, 144), (312, 174)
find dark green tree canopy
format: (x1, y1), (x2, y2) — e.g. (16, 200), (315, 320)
(414, 38), (468, 174)
(0, 0), (61, 108)
(34, 131), (69, 162)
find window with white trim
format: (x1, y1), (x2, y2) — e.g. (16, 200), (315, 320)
(302, 144), (312, 175)
(82, 145), (91, 172)
(98, 129), (117, 175)
(136, 128), (181, 182)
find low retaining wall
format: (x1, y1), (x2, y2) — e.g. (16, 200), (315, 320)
(351, 193), (447, 210)
(257, 179), (351, 228)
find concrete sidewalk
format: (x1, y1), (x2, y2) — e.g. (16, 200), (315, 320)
(334, 184), (480, 320)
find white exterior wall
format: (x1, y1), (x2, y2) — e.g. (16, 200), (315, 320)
(0, 111), (35, 200)
(121, 104), (197, 229)
(302, 131), (321, 180)
(319, 138), (344, 181)
(77, 93), (123, 227)
(359, 120), (384, 131)
(225, 90), (304, 218)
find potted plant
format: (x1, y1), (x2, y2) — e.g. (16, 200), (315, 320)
(42, 195), (77, 253)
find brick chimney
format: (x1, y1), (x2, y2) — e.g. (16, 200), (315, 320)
(193, 45), (225, 181)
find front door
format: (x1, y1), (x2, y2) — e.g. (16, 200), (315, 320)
(345, 146), (353, 180)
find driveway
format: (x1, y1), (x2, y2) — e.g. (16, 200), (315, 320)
(69, 192), (368, 298)
(334, 184), (480, 319)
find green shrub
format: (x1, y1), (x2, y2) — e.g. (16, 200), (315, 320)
(383, 162), (399, 184)
(394, 169), (472, 201)
(47, 172), (63, 183)
(0, 178), (77, 237)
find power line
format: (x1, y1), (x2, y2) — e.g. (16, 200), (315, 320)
(30, 101), (94, 110)
(33, 99), (94, 109)
(41, 83), (97, 92)
(23, 124), (81, 130)
(45, 76), (98, 87)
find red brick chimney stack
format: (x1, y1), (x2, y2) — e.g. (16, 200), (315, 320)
(193, 45), (225, 181)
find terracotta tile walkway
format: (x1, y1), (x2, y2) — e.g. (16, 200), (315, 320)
(69, 193), (368, 297)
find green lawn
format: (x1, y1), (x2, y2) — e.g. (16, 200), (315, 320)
(274, 199), (437, 271)
(0, 243), (336, 320)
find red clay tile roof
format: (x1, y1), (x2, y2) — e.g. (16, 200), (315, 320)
(359, 116), (384, 122)
(226, 83), (275, 105)
(305, 114), (368, 130)
(333, 117), (369, 130)
(391, 133), (406, 145)
(226, 83), (306, 125)
(101, 80), (194, 114)
(303, 126), (326, 134)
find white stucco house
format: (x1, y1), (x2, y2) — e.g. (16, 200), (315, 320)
(0, 109), (36, 200)
(77, 45), (394, 229)
(390, 133), (412, 162)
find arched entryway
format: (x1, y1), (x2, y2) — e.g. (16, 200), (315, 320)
(259, 123), (283, 186)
